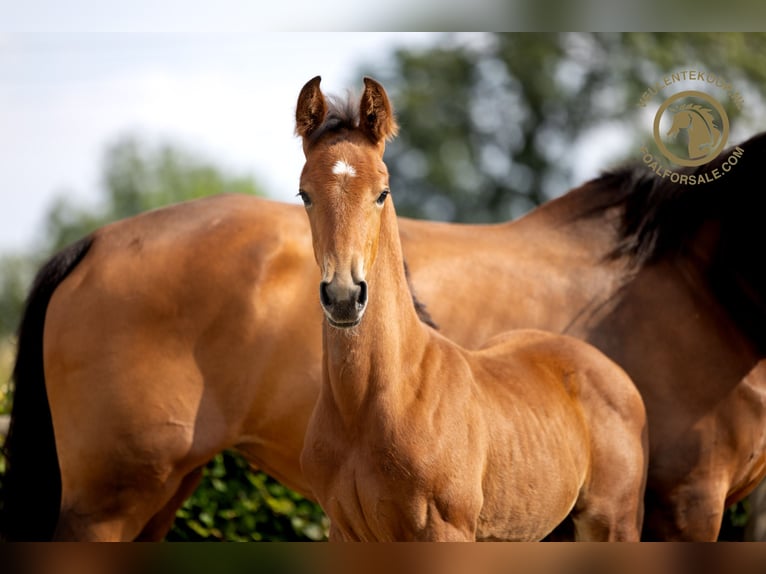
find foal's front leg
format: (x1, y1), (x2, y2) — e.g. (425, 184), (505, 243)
(417, 501), (477, 541)
(421, 522), (475, 541)
(327, 511), (476, 541)
(328, 522), (352, 542)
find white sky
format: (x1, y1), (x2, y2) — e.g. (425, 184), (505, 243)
(0, 32), (441, 252)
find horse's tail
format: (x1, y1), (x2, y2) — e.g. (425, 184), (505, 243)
(0, 235), (94, 541)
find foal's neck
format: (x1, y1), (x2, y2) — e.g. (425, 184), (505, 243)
(321, 205), (430, 414)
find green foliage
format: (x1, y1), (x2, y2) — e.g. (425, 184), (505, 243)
(1, 337), (12, 485)
(0, 338), (12, 417)
(167, 452), (328, 542)
(0, 256), (38, 338)
(719, 499), (751, 540)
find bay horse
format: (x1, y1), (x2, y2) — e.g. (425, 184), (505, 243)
(294, 76), (647, 541)
(1, 82), (764, 541)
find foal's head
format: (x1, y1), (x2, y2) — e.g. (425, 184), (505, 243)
(295, 76), (398, 328)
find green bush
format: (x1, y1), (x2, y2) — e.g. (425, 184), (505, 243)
(0, 338), (12, 416)
(167, 451), (328, 542)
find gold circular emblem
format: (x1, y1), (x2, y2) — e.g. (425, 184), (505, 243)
(653, 90), (729, 167)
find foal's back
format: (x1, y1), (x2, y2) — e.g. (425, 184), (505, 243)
(470, 328), (648, 540)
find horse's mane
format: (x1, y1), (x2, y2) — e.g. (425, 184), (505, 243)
(305, 93), (361, 145)
(584, 132), (764, 264)
(404, 260), (438, 330)
(583, 131), (766, 352)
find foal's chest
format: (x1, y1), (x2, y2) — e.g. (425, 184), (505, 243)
(305, 427), (483, 541)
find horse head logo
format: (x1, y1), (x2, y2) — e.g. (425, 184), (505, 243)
(654, 90), (729, 167)
(665, 103), (722, 160)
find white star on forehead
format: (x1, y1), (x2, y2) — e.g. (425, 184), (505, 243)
(332, 160), (357, 177)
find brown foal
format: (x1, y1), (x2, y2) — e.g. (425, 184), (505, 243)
(295, 76), (648, 541)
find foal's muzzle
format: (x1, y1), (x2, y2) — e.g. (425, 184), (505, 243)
(319, 279), (368, 328)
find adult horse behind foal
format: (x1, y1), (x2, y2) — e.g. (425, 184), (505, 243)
(1, 86), (764, 541)
(295, 76), (647, 541)
(400, 140), (766, 540)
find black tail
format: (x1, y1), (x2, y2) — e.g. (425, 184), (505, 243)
(0, 236), (94, 540)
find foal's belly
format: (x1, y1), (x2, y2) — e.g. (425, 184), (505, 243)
(476, 472), (583, 541)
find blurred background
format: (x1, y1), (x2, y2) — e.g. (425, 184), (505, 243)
(2, 32), (765, 541)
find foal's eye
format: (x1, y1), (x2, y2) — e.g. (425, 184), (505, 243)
(375, 189), (390, 206)
(297, 190), (312, 207)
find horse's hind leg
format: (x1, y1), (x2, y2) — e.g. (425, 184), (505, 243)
(571, 447), (647, 541)
(135, 466), (205, 541)
(570, 420), (647, 541)
(52, 408), (210, 541)
(641, 475), (729, 541)
(54, 457), (203, 541)
(571, 489), (644, 541)
(571, 372), (649, 541)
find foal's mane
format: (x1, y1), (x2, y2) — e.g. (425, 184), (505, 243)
(305, 92), (361, 145)
(582, 131), (766, 352)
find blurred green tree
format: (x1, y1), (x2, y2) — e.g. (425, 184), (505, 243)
(45, 137), (261, 252)
(0, 255), (35, 340)
(371, 33), (766, 222)
(0, 136), (264, 339)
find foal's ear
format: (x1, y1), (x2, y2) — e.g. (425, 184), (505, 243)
(359, 77), (399, 145)
(295, 76), (327, 140)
